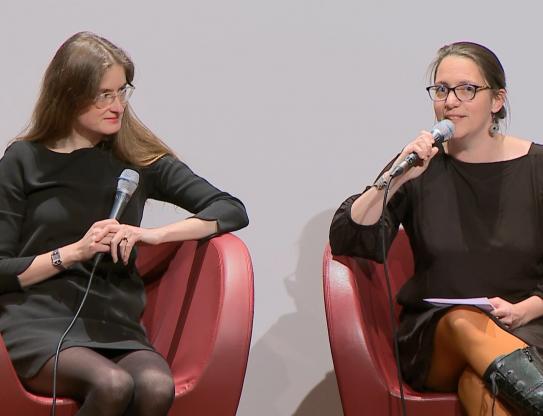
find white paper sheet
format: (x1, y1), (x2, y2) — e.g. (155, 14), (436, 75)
(423, 297), (494, 312)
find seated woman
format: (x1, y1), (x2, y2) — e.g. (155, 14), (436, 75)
(329, 41), (543, 415)
(0, 32), (249, 416)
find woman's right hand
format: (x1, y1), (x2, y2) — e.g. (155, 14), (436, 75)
(68, 219), (120, 263)
(389, 130), (440, 185)
(17, 219), (122, 288)
(350, 130), (440, 226)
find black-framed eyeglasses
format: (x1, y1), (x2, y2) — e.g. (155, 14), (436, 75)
(94, 84), (135, 109)
(426, 83), (491, 102)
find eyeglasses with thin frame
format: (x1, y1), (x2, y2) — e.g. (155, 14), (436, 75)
(426, 83), (491, 102)
(94, 84), (135, 109)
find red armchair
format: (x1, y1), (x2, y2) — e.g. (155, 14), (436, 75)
(323, 229), (464, 416)
(0, 233), (254, 416)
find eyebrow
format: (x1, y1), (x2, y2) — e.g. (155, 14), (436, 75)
(98, 83), (128, 93)
(434, 80), (482, 86)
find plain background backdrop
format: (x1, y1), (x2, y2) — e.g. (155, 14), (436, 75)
(1, 2), (542, 414)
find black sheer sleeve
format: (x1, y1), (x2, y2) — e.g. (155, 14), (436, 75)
(329, 185), (408, 263)
(329, 155), (410, 263)
(144, 155), (249, 234)
(0, 142), (36, 293)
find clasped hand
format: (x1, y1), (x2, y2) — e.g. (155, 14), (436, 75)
(75, 219), (160, 265)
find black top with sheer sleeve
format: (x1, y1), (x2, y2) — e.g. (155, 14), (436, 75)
(329, 143), (543, 389)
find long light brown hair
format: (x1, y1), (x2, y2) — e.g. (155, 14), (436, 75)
(17, 31), (173, 166)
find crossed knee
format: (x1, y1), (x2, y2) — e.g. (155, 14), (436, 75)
(438, 307), (490, 342)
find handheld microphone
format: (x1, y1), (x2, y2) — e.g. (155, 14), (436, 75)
(108, 169), (140, 220)
(389, 119), (455, 178)
(94, 169), (139, 266)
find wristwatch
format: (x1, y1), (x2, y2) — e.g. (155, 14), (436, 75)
(51, 248), (66, 270)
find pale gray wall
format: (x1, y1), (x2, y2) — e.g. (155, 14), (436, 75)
(1, 1), (542, 415)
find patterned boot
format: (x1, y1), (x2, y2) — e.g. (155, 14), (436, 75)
(483, 346), (543, 415)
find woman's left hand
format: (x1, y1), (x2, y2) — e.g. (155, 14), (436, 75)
(94, 224), (162, 265)
(489, 297), (526, 330)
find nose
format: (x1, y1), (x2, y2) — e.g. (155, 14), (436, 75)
(444, 89), (461, 108)
(109, 95), (125, 113)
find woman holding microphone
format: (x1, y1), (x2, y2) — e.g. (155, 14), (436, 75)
(330, 42), (543, 415)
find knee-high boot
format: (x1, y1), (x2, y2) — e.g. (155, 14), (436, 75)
(483, 346), (543, 415)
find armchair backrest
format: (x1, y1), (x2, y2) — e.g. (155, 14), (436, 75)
(346, 229), (414, 388)
(324, 229), (462, 416)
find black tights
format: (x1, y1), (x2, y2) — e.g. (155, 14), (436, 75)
(22, 347), (174, 416)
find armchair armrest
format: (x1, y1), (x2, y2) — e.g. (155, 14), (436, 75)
(138, 234), (254, 416)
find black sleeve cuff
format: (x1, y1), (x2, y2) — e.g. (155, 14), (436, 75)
(0, 256), (36, 294)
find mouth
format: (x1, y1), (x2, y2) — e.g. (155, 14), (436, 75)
(445, 115), (465, 121)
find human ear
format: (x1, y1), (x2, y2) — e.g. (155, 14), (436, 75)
(491, 88), (506, 114)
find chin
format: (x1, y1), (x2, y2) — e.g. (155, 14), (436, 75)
(448, 130), (466, 142)
(100, 126), (122, 136)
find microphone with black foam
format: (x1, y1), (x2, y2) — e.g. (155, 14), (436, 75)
(389, 119), (455, 179)
(93, 169), (140, 267)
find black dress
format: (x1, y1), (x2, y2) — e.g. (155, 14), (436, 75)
(0, 140), (249, 379)
(329, 143), (543, 390)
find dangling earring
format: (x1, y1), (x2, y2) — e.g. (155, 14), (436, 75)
(489, 114), (500, 136)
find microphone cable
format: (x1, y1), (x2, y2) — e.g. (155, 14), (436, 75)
(50, 260), (99, 416)
(380, 177), (407, 416)
(49, 168), (138, 415)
